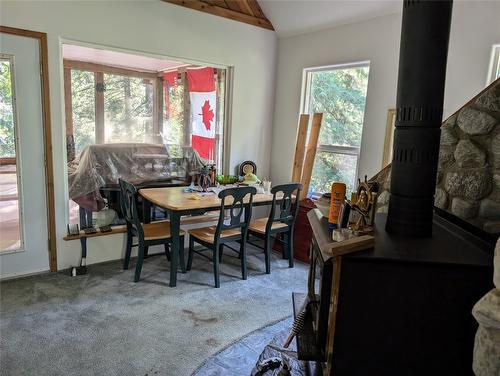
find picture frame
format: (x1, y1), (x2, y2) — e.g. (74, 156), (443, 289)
(382, 108), (396, 167)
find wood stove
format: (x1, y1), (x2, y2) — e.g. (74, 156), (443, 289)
(298, 210), (494, 375)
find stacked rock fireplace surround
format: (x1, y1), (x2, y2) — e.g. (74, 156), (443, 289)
(376, 79), (500, 236)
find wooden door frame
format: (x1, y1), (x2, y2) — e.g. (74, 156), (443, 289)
(0, 26), (57, 272)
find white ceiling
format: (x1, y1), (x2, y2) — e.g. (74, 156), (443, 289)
(258, 0), (402, 38)
(62, 44), (190, 72)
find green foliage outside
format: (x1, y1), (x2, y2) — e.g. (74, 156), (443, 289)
(163, 84), (184, 158)
(69, 69), (225, 167)
(104, 74), (153, 144)
(310, 152), (358, 196)
(71, 70), (95, 157)
(0, 60), (15, 158)
(70, 70), (155, 160)
(308, 66), (369, 196)
(309, 66), (369, 147)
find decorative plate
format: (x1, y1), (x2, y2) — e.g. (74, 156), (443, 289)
(239, 160), (257, 176)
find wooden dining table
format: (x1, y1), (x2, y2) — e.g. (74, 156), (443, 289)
(139, 186), (281, 287)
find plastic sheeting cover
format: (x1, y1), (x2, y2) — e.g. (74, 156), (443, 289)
(68, 143), (207, 211)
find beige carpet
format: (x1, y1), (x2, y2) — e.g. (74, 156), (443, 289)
(0, 244), (308, 376)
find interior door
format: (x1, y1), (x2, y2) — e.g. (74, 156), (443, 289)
(0, 32), (50, 278)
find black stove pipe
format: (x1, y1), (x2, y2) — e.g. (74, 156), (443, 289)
(386, 0), (453, 237)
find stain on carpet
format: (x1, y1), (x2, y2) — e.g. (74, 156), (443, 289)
(183, 309), (218, 326)
(205, 338), (219, 346)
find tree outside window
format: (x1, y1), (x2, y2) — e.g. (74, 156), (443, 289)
(302, 63), (370, 196)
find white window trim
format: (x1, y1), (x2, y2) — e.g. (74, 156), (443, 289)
(486, 44), (500, 85)
(60, 40), (234, 226)
(300, 61), (370, 197)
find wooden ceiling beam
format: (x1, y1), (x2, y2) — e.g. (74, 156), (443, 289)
(163, 0), (274, 31)
(224, 0), (244, 13)
(205, 0), (229, 8)
(245, 0), (267, 20)
(233, 0), (255, 17)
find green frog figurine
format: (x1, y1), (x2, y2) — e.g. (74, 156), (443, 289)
(242, 163), (261, 185)
(242, 172), (261, 185)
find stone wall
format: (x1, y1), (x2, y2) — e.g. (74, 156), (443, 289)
(374, 79), (500, 234)
(472, 238), (500, 376)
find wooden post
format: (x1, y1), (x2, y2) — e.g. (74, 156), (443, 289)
(124, 77), (131, 127)
(153, 76), (164, 144)
(63, 67), (75, 161)
(300, 113), (323, 197)
(291, 114), (309, 183)
(181, 70), (191, 147)
(95, 71), (105, 144)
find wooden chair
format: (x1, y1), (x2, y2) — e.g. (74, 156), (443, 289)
(248, 183), (302, 273)
(119, 179), (185, 282)
(186, 186), (257, 288)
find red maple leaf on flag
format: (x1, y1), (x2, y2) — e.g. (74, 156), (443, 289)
(200, 100), (214, 131)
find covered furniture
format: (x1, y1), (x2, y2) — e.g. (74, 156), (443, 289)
(187, 186), (257, 288)
(68, 143), (205, 215)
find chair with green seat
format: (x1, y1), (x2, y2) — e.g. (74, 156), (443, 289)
(248, 183), (302, 274)
(119, 179), (186, 282)
(186, 186), (257, 288)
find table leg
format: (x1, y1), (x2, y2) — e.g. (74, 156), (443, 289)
(169, 211), (180, 287)
(143, 199), (151, 224)
(80, 236), (87, 267)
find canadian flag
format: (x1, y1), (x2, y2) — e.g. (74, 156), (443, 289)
(187, 67), (216, 161)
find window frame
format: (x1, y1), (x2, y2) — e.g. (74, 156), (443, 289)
(63, 59), (231, 227)
(300, 61), (370, 196)
(0, 54), (25, 253)
(63, 59), (160, 157)
(63, 59), (228, 174)
(0, 53), (26, 255)
(487, 44), (500, 85)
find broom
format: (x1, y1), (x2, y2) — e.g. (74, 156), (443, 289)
(283, 299), (311, 348)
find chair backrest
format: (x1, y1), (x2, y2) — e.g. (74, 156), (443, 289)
(214, 186), (257, 241)
(267, 183), (302, 232)
(118, 179), (144, 239)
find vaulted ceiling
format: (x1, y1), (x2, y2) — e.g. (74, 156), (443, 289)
(163, 0), (274, 30)
(259, 1), (402, 37)
(164, 1), (402, 37)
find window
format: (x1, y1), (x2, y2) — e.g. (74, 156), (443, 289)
(104, 74), (154, 144)
(65, 62), (226, 167)
(487, 44), (500, 84)
(63, 47), (228, 227)
(301, 62), (370, 196)
(70, 69), (95, 158)
(66, 65), (168, 162)
(0, 56), (23, 252)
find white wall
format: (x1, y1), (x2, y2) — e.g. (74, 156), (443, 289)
(0, 0), (277, 271)
(270, 1), (500, 187)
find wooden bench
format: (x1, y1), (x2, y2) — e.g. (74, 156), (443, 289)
(63, 214), (220, 271)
